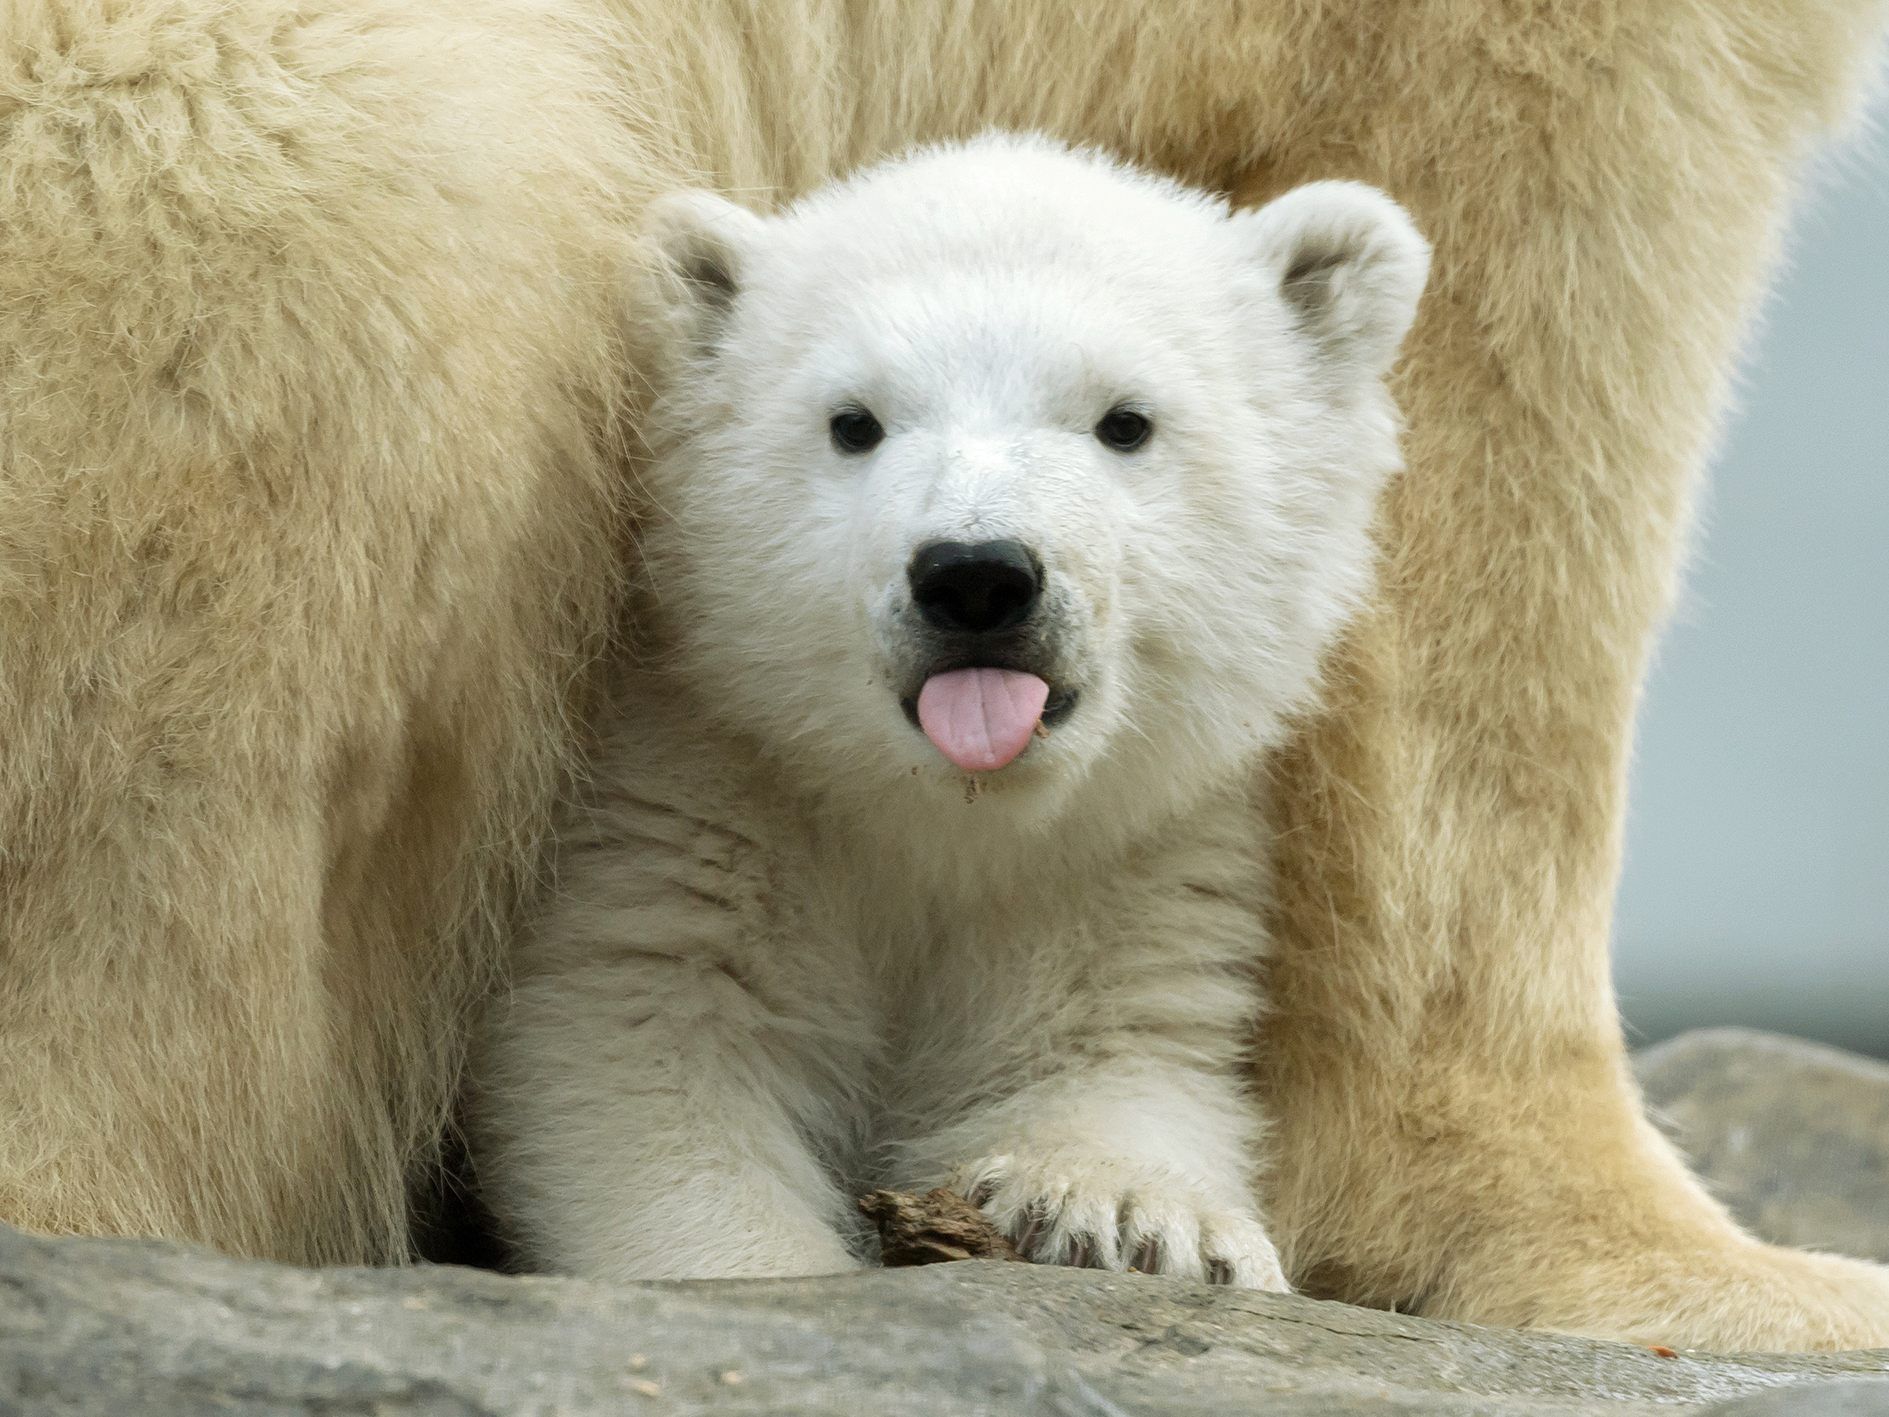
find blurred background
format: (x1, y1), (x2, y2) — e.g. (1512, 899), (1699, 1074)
(1613, 107), (1888, 1060)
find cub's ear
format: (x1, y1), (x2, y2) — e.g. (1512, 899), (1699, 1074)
(639, 189), (766, 340)
(1238, 181), (1430, 383)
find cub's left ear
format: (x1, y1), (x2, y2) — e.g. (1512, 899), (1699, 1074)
(1238, 181), (1430, 382)
(637, 189), (767, 346)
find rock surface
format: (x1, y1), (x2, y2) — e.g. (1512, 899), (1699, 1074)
(1638, 1028), (1889, 1263)
(5, 1223), (1888, 1417)
(0, 1028), (1884, 1416)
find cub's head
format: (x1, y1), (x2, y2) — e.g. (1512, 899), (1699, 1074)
(632, 134), (1427, 836)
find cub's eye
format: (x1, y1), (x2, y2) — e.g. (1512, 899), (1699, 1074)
(1094, 406), (1152, 452)
(829, 407), (885, 454)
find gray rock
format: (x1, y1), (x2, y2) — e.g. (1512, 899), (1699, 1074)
(4, 1214), (1889, 1415)
(2, 1027), (1887, 1416)
(1699, 1379), (1889, 1416)
(1639, 1027), (1889, 1263)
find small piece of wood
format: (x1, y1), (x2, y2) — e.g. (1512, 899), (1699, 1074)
(859, 1188), (1022, 1266)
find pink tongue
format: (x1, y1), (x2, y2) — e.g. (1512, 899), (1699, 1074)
(915, 668), (1050, 773)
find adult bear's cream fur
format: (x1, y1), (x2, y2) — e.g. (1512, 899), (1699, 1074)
(2, 0), (1885, 1348)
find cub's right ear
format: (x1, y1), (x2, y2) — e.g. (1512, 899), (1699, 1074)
(1237, 181), (1429, 387)
(639, 190), (766, 342)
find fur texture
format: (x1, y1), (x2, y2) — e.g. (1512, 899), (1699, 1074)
(2, 0), (1886, 1348)
(468, 136), (1427, 1288)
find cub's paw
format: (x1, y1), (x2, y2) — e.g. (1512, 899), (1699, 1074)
(956, 1153), (1288, 1291)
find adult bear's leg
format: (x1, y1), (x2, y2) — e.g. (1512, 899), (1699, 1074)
(1224, 3), (1889, 1350)
(0, 0), (652, 1262)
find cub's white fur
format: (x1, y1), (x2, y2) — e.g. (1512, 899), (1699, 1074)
(469, 134), (1427, 1285)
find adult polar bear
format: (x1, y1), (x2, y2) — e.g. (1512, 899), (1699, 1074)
(1, 0), (1884, 1350)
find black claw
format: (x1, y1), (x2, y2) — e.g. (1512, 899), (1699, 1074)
(1014, 1208), (1047, 1255)
(1207, 1258), (1233, 1286)
(1066, 1238), (1092, 1268)
(1132, 1238), (1161, 1274)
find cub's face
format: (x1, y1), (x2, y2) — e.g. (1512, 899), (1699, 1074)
(634, 136), (1427, 833)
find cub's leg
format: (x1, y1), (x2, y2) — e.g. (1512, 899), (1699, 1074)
(893, 794), (1287, 1291)
(469, 698), (871, 1282)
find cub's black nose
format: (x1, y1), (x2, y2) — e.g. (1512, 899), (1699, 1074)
(908, 539), (1044, 635)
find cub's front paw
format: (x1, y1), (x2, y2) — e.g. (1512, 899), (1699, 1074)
(956, 1153), (1287, 1291)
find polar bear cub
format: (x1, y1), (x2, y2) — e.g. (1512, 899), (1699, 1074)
(469, 134), (1427, 1287)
